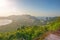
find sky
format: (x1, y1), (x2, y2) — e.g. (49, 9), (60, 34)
(0, 0), (60, 17)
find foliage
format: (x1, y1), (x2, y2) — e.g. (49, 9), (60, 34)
(0, 17), (60, 40)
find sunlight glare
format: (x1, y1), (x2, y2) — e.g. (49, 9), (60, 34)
(0, 0), (8, 7)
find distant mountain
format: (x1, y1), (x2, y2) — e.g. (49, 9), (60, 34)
(8, 15), (39, 21)
(0, 15), (56, 27)
(0, 15), (57, 32)
(0, 15), (41, 32)
(7, 15), (40, 26)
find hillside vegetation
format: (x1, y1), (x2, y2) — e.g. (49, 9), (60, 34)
(0, 16), (60, 40)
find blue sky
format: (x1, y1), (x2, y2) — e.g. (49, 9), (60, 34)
(0, 0), (60, 17)
(18, 0), (60, 11)
(15, 0), (60, 16)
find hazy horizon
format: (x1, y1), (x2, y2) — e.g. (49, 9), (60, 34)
(0, 0), (60, 17)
